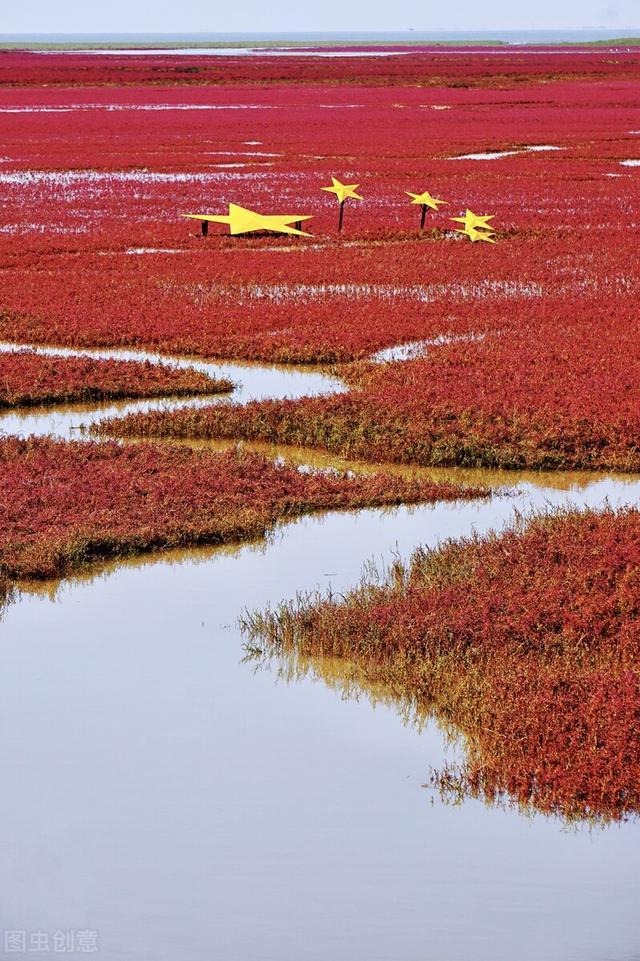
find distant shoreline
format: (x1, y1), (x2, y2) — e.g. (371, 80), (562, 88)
(1, 37), (640, 50)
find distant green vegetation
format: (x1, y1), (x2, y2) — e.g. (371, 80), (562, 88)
(590, 36), (640, 45)
(1, 37), (639, 51)
(0, 39), (508, 50)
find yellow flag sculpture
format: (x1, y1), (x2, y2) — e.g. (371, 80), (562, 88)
(456, 224), (497, 244)
(450, 209), (497, 243)
(406, 190), (448, 229)
(184, 203), (313, 237)
(321, 177), (363, 231)
(183, 197), (499, 243)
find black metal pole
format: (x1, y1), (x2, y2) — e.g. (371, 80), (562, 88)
(338, 200), (345, 232)
(420, 204), (427, 230)
(201, 220), (209, 237)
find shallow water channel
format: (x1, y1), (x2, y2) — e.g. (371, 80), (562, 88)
(1, 345), (640, 961)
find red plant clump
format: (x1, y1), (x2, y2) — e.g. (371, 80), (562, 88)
(242, 506), (640, 822)
(98, 292), (640, 471)
(0, 348), (233, 407)
(0, 437), (487, 579)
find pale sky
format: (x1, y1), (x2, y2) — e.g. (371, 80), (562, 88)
(2, 0), (638, 34)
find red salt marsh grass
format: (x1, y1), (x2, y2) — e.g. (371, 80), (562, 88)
(3, 47), (640, 89)
(1, 50), (640, 476)
(242, 506), (640, 822)
(0, 348), (233, 408)
(98, 291), (640, 472)
(3, 223), (639, 366)
(0, 437), (487, 580)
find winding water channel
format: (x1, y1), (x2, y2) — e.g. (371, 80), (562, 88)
(1, 343), (640, 961)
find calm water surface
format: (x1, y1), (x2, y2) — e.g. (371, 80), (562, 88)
(1, 353), (640, 961)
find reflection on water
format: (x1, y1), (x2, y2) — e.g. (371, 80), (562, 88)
(245, 623), (635, 827)
(164, 434), (640, 492)
(18, 531), (267, 601)
(247, 647), (434, 738)
(2, 501), (640, 961)
(0, 577), (15, 620)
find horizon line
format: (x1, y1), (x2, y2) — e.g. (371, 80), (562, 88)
(3, 28), (640, 35)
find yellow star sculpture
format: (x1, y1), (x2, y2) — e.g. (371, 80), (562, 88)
(450, 209), (495, 232)
(321, 177), (364, 203)
(406, 190), (448, 211)
(453, 224), (497, 244)
(183, 203), (313, 236)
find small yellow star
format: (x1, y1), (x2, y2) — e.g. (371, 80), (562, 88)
(406, 190), (448, 210)
(321, 177), (363, 203)
(453, 224), (497, 243)
(184, 203), (313, 236)
(450, 209), (495, 232)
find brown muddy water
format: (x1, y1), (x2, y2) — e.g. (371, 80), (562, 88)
(1, 346), (640, 961)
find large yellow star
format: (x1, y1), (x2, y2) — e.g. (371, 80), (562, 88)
(321, 177), (363, 203)
(183, 203), (313, 236)
(406, 190), (448, 210)
(450, 209), (495, 232)
(453, 224), (497, 244)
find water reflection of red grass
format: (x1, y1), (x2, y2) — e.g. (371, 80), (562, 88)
(244, 507), (640, 822)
